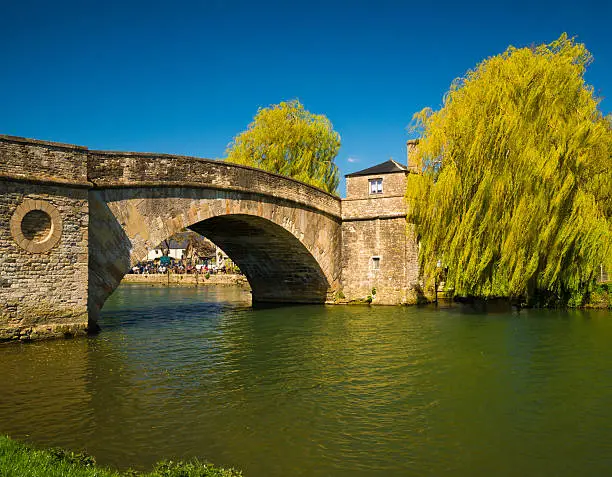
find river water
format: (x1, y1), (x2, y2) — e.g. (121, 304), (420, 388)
(1, 284), (611, 476)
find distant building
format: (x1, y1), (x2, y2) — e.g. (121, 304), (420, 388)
(146, 238), (188, 261)
(146, 231), (217, 264)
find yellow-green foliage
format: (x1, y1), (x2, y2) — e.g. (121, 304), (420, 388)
(407, 34), (612, 305)
(225, 100), (341, 194)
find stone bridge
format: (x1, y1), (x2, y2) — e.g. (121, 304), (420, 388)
(0, 135), (343, 340)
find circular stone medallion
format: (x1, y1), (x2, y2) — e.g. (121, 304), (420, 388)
(10, 199), (63, 253)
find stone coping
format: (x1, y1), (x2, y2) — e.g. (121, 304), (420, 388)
(0, 134), (88, 151)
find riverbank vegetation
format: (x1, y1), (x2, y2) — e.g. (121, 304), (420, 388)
(225, 99), (341, 194)
(407, 34), (612, 307)
(0, 436), (242, 477)
(586, 283), (611, 308)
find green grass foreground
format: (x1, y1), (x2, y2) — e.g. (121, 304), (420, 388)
(0, 436), (242, 477)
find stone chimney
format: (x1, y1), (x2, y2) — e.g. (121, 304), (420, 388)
(406, 139), (420, 173)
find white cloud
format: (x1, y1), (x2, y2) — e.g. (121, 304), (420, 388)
(347, 157), (358, 163)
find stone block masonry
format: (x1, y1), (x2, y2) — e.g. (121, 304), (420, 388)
(0, 135), (89, 185)
(340, 161), (421, 304)
(1, 133), (424, 342)
(1, 136), (91, 341)
(341, 217), (420, 304)
(1, 135), (344, 341)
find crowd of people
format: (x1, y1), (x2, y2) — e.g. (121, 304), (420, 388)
(129, 260), (231, 275)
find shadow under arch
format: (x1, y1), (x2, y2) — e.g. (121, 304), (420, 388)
(189, 214), (329, 304)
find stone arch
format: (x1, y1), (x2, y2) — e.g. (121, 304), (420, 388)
(88, 187), (341, 322)
(190, 214), (329, 303)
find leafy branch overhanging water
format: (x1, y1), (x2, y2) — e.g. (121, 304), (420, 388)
(406, 34), (612, 305)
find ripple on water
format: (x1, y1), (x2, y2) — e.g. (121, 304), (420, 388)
(1, 286), (611, 476)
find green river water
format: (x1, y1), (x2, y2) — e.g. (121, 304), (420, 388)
(1, 284), (611, 476)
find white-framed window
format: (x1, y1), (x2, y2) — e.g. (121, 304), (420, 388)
(372, 256), (381, 270)
(369, 178), (383, 194)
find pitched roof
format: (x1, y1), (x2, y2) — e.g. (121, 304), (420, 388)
(345, 159), (408, 178)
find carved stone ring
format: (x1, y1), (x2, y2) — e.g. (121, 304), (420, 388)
(10, 199), (63, 253)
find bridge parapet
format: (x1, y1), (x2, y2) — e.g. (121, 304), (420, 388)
(88, 151), (341, 219)
(0, 135), (90, 187)
(0, 135), (341, 219)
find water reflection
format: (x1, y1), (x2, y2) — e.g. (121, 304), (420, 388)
(0, 285), (611, 477)
(0, 339), (95, 449)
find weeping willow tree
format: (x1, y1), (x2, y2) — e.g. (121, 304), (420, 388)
(407, 34), (612, 305)
(225, 100), (341, 194)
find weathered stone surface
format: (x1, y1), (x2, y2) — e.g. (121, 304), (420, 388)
(85, 149), (344, 316)
(88, 187), (342, 317)
(1, 134), (424, 341)
(87, 150), (340, 218)
(0, 135), (89, 185)
(0, 180), (89, 341)
(341, 169), (421, 304)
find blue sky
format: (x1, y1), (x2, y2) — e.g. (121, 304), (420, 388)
(2, 0), (610, 196)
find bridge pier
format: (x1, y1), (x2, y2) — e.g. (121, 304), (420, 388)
(0, 137), (90, 341)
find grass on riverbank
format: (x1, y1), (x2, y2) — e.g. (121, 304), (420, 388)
(0, 436), (242, 477)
